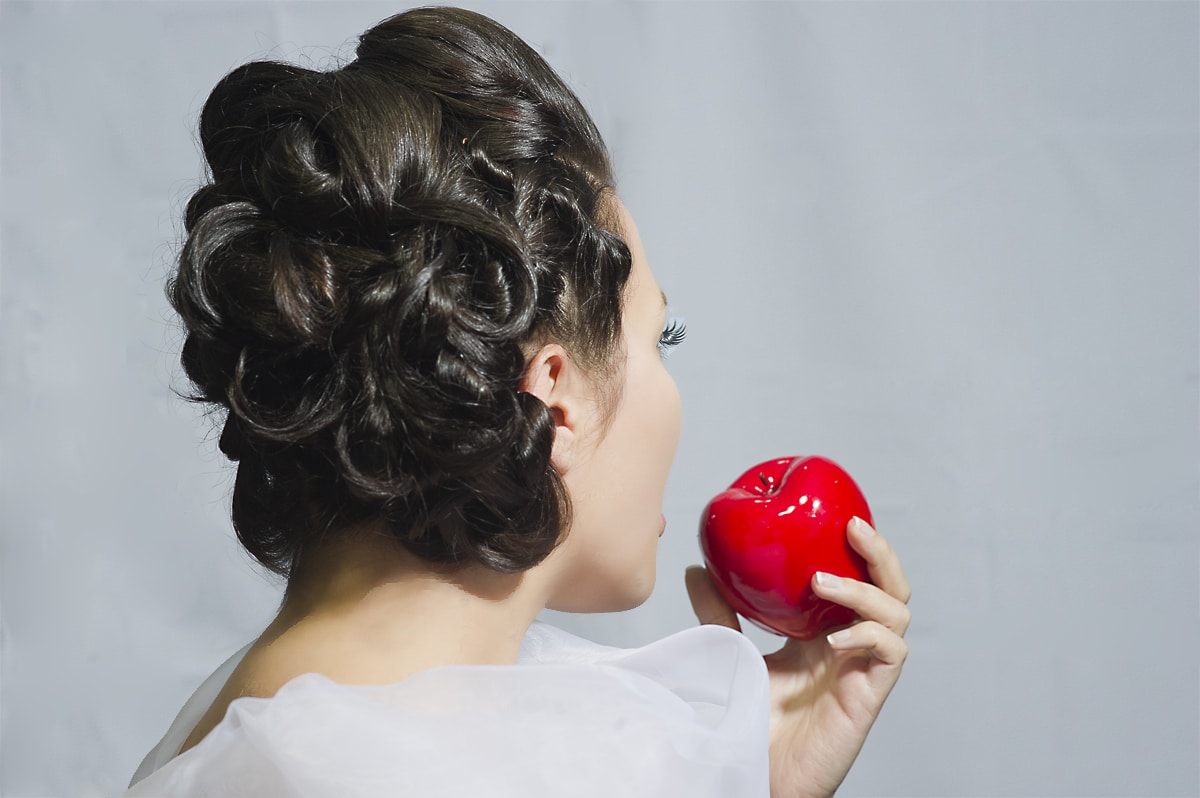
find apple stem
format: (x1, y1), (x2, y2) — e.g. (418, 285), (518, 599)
(759, 472), (772, 492)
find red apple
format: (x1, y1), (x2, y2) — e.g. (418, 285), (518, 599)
(699, 456), (873, 640)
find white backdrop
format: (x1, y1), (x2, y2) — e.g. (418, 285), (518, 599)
(2, 2), (1196, 796)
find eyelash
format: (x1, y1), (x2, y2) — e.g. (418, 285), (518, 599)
(658, 319), (687, 358)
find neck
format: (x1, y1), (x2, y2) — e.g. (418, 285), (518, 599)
(260, 528), (553, 684)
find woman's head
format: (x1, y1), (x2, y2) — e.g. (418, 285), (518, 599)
(171, 7), (637, 579)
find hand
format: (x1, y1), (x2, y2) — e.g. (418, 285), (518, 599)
(686, 516), (910, 798)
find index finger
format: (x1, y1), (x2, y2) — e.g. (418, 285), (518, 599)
(848, 516), (911, 605)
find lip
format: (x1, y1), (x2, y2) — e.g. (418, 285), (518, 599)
(659, 513), (667, 537)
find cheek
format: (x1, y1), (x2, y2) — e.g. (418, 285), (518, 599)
(643, 364), (682, 471)
(543, 359), (680, 613)
(662, 372), (682, 455)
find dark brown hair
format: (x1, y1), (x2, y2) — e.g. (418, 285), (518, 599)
(170, 7), (632, 575)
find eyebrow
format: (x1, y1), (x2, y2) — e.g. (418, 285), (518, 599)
(660, 290), (668, 308)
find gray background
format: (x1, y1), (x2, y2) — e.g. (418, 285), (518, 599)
(2, 1), (1197, 796)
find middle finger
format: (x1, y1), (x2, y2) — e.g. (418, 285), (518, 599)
(811, 570), (911, 636)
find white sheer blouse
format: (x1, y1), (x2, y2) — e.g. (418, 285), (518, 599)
(126, 621), (770, 797)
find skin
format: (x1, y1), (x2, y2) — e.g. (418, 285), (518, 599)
(177, 200), (910, 798)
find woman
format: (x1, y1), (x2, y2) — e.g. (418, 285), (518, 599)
(128, 7), (910, 796)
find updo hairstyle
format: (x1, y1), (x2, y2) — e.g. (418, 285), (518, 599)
(170, 7), (633, 576)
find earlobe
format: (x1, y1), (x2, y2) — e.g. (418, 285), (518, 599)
(521, 344), (578, 473)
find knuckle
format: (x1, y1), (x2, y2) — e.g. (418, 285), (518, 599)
(862, 535), (888, 564)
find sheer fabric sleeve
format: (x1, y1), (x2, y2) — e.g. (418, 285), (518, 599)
(128, 642), (253, 787)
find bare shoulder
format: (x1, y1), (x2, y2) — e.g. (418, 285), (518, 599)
(176, 618), (390, 754)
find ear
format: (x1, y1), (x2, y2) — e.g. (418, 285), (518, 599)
(520, 343), (590, 473)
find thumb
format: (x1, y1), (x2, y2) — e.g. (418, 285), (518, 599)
(685, 565), (742, 631)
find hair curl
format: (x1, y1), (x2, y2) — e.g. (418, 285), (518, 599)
(170, 7), (632, 576)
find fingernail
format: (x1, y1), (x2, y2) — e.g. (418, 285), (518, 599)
(815, 571), (842, 589)
(852, 516), (875, 536)
(827, 629), (852, 646)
